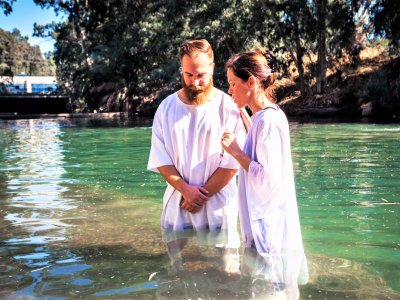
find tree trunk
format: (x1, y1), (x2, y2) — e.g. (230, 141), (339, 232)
(295, 40), (307, 97)
(293, 13), (312, 97)
(316, 0), (327, 94)
(271, 11), (310, 98)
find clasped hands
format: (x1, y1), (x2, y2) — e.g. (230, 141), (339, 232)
(180, 185), (209, 213)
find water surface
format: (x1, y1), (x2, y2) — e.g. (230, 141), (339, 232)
(0, 118), (399, 299)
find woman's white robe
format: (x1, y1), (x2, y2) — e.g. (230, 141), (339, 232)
(147, 89), (245, 248)
(238, 107), (308, 284)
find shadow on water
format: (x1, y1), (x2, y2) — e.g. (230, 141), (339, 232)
(0, 118), (399, 299)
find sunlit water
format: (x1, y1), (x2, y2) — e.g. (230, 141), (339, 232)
(0, 118), (399, 299)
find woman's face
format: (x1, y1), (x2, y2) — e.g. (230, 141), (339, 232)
(227, 68), (250, 108)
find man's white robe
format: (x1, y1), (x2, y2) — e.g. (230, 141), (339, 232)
(147, 89), (245, 248)
(238, 107), (308, 284)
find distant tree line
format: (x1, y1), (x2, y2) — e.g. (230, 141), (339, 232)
(0, 28), (56, 76)
(2, 0), (399, 113)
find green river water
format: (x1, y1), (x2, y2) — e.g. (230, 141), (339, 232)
(0, 117), (399, 299)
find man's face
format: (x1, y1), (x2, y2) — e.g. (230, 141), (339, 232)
(181, 53), (214, 103)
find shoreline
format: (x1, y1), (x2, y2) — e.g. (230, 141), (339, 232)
(1, 111), (399, 124)
(0, 112), (129, 120)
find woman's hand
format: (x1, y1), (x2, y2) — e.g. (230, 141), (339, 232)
(221, 132), (241, 157)
(221, 131), (252, 171)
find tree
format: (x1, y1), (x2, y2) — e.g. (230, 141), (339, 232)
(316, 0), (327, 94)
(371, 0), (400, 50)
(266, 0), (315, 97)
(11, 28), (29, 42)
(31, 0), (381, 112)
(0, 0), (15, 16)
(0, 28), (54, 76)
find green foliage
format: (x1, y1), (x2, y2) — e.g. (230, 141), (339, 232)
(0, 28), (54, 76)
(0, 0), (15, 16)
(326, 1), (355, 57)
(368, 37), (389, 48)
(370, 0), (400, 50)
(11, 28), (29, 42)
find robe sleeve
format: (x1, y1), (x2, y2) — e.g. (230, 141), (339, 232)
(246, 119), (286, 220)
(147, 104), (174, 173)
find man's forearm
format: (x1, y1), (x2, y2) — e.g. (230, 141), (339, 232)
(157, 165), (187, 193)
(203, 167), (238, 196)
(158, 165), (209, 212)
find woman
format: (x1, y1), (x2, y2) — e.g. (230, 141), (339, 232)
(221, 49), (308, 292)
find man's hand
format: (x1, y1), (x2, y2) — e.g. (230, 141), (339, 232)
(157, 165), (210, 214)
(180, 185), (209, 213)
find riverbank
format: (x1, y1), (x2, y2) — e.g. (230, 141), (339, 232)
(277, 48), (400, 121)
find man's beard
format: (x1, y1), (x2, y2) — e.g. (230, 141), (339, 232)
(182, 77), (214, 104)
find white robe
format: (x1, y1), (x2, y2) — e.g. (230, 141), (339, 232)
(147, 89), (245, 248)
(238, 107), (308, 284)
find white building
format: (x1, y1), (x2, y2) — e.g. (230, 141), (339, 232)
(0, 75), (58, 93)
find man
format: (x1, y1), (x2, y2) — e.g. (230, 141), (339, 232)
(147, 39), (245, 249)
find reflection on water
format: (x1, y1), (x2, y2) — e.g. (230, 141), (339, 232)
(158, 229), (307, 300)
(0, 119), (77, 299)
(0, 118), (399, 299)
(158, 242), (241, 299)
(4, 120), (75, 235)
